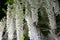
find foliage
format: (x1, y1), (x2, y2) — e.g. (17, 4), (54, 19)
(21, 36), (25, 40)
(21, 33), (29, 40)
(5, 0), (14, 5)
(2, 8), (7, 14)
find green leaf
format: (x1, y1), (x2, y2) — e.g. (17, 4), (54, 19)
(21, 36), (25, 40)
(5, 0), (14, 5)
(2, 8), (7, 14)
